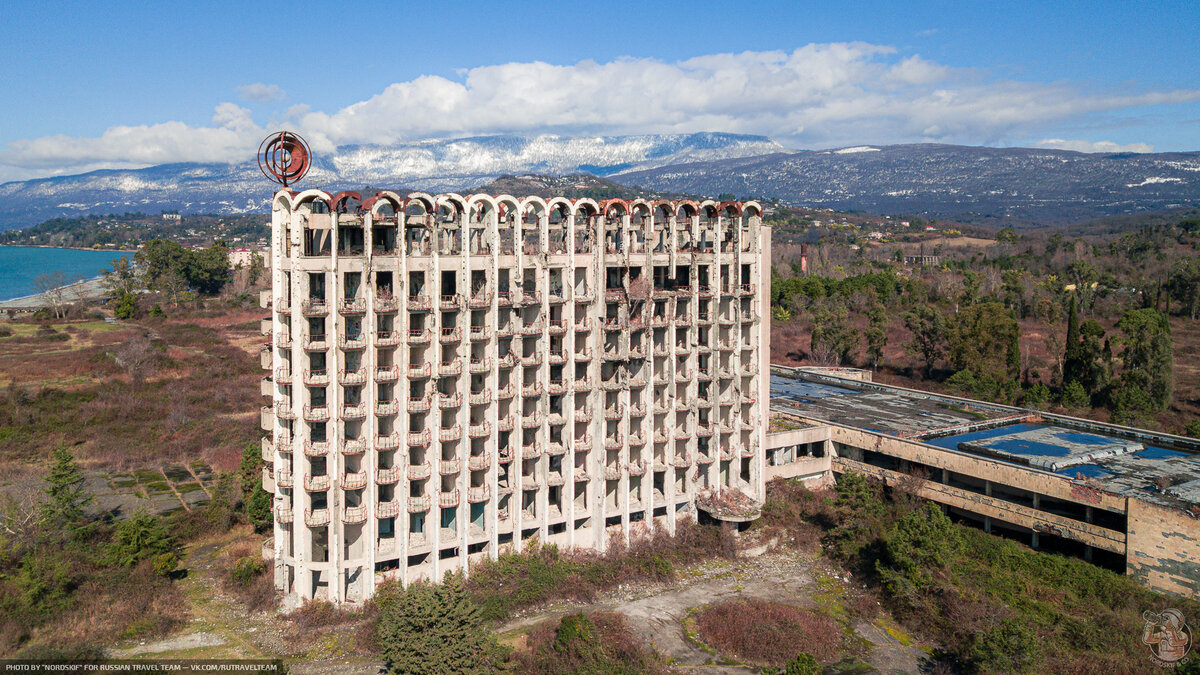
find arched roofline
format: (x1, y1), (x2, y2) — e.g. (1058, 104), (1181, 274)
(292, 189), (332, 210)
(572, 198), (600, 217)
(466, 193), (498, 218)
(403, 193), (435, 215)
(330, 191), (362, 214)
(545, 197), (572, 216)
(272, 192), (294, 212)
(365, 191), (404, 215)
(599, 198), (628, 216)
(629, 199), (652, 215)
(742, 201), (762, 217)
(436, 193), (467, 212)
(494, 194), (521, 222)
(674, 200), (698, 218)
(518, 196), (548, 214)
(719, 201), (743, 217)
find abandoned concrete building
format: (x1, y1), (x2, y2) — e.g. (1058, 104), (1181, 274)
(259, 190), (772, 603)
(258, 189), (1199, 606)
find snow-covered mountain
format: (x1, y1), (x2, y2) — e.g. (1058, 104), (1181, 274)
(0, 133), (783, 229)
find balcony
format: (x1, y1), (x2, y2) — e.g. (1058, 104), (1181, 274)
(518, 443), (544, 461)
(469, 290), (490, 308)
(374, 294), (399, 313)
(521, 353), (541, 367)
(676, 369), (691, 383)
(629, 402), (647, 417)
(629, 432), (645, 447)
(547, 442), (566, 456)
(497, 353), (516, 368)
(497, 382), (515, 399)
(696, 452), (715, 464)
(738, 283), (756, 296)
(547, 473), (565, 486)
(674, 315), (691, 327)
(275, 367), (293, 384)
(440, 458), (461, 474)
(343, 439), (366, 455)
(522, 382), (542, 397)
(652, 343), (669, 356)
(342, 471), (368, 490)
(342, 403), (367, 420)
(262, 437), (274, 462)
(376, 399), (399, 417)
(302, 405), (328, 422)
(574, 317), (593, 332)
(469, 325), (490, 341)
(519, 290), (541, 306)
(574, 466), (589, 481)
(498, 417), (514, 432)
(303, 334), (328, 351)
(628, 344), (646, 360)
(574, 434), (592, 449)
(628, 459), (646, 476)
(575, 287), (594, 302)
(548, 319), (567, 335)
(604, 288), (626, 302)
(496, 291), (513, 306)
(521, 412), (542, 428)
(408, 430), (431, 447)
(303, 369), (329, 386)
(575, 376), (593, 391)
(407, 363), (432, 379)
(338, 333), (367, 350)
(275, 332), (292, 349)
(343, 504), (367, 524)
(407, 396), (431, 412)
(376, 431), (400, 450)
(276, 467), (293, 488)
(574, 408), (592, 423)
(276, 504), (294, 524)
(548, 379), (566, 394)
(376, 500), (400, 519)
(605, 404), (625, 420)
(470, 390), (492, 405)
(301, 299), (328, 316)
(408, 328), (432, 344)
(697, 423), (714, 437)
(604, 465), (620, 480)
(305, 508), (330, 527)
(439, 327), (462, 343)
(574, 347), (593, 362)
(468, 452), (490, 470)
(408, 496), (432, 513)
(604, 434), (623, 450)
(339, 369), (367, 385)
(469, 357), (490, 373)
(407, 294), (432, 311)
(304, 440), (329, 457)
(603, 317), (622, 332)
(548, 350), (566, 365)
(439, 360), (462, 377)
(672, 453), (691, 468)
(405, 464), (430, 481)
(467, 485), (490, 503)
(469, 421), (491, 438)
(440, 294), (462, 311)
(305, 474), (330, 491)
(520, 321), (543, 336)
(440, 490), (461, 508)
(439, 392), (462, 408)
(375, 330), (401, 347)
(440, 426), (462, 442)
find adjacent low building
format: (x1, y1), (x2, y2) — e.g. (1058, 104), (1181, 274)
(260, 190), (771, 603)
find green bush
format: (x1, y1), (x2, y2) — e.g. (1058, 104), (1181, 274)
(376, 574), (501, 675)
(967, 618), (1040, 673)
(763, 652), (819, 675)
(1061, 379), (1090, 409)
(231, 556), (265, 587)
(876, 502), (960, 599)
(113, 292), (138, 320)
(107, 511), (175, 568)
(151, 552), (179, 577)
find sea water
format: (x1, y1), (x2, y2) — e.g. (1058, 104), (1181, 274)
(0, 246), (135, 301)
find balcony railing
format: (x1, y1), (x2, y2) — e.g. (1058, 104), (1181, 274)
(374, 294), (399, 313)
(439, 360), (462, 377)
(408, 328), (432, 343)
(304, 440), (329, 457)
(439, 327), (462, 343)
(407, 363), (432, 379)
(339, 369), (366, 385)
(440, 458), (461, 474)
(343, 504), (367, 524)
(439, 392), (462, 407)
(407, 396), (431, 412)
(469, 357), (490, 373)
(520, 443), (542, 460)
(276, 467), (293, 488)
(407, 295), (431, 311)
(467, 485), (490, 502)
(604, 435), (623, 450)
(470, 390), (492, 405)
(303, 369), (329, 386)
(469, 290), (490, 308)
(440, 294), (462, 310)
(305, 474), (330, 491)
(338, 333), (366, 350)
(521, 412), (541, 428)
(548, 379), (566, 394)
(497, 382), (515, 399)
(440, 426), (462, 442)
(376, 500), (400, 519)
(405, 464), (430, 481)
(408, 496), (432, 513)
(341, 403), (367, 419)
(605, 404), (625, 420)
(343, 439), (366, 455)
(301, 299), (328, 316)
(302, 405), (329, 422)
(468, 452), (490, 470)
(275, 367), (293, 384)
(375, 330), (401, 346)
(574, 317), (593, 331)
(440, 490), (460, 508)
(276, 504), (294, 523)
(469, 421), (490, 438)
(469, 326), (490, 341)
(408, 430), (431, 446)
(376, 431), (400, 449)
(305, 508), (330, 526)
(376, 400), (399, 417)
(548, 319), (567, 334)
(342, 471), (368, 490)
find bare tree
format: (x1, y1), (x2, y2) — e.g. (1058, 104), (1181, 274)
(34, 271), (68, 319)
(0, 484), (42, 540)
(115, 335), (158, 379)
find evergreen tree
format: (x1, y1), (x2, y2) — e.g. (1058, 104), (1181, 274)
(1109, 308), (1174, 418)
(377, 574), (500, 674)
(1062, 295), (1081, 386)
(41, 445), (92, 534)
(865, 305), (888, 370)
(903, 304), (946, 378)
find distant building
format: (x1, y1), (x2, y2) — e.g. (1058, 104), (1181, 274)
(905, 254), (941, 266)
(162, 213), (181, 222)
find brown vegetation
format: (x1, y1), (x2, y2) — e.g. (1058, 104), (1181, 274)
(694, 599), (842, 665)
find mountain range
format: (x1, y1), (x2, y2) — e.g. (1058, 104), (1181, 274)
(0, 133), (1197, 229)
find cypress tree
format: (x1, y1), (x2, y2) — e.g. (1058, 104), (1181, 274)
(41, 445), (93, 535)
(1062, 295), (1082, 387)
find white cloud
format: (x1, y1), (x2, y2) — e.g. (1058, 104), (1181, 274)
(1, 44), (1196, 178)
(237, 83), (285, 102)
(1035, 138), (1155, 153)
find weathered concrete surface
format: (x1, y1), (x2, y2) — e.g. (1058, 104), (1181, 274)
(957, 426), (1143, 471)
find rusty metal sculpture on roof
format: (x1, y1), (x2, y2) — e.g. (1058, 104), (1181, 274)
(258, 131), (311, 187)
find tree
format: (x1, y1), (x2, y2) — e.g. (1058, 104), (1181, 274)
(41, 445), (92, 534)
(1115, 308), (1173, 412)
(113, 292), (138, 320)
(376, 575), (501, 674)
(903, 304), (946, 378)
(809, 302), (854, 366)
(107, 511), (176, 567)
(877, 502), (960, 593)
(1062, 295), (1081, 385)
(1168, 256), (1200, 319)
(946, 301), (1020, 383)
(865, 305), (888, 370)
(101, 256), (141, 297)
(33, 271), (69, 319)
(240, 442), (272, 532)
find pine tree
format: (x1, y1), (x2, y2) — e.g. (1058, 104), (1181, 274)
(377, 574), (500, 674)
(1062, 294), (1082, 387)
(41, 445), (92, 534)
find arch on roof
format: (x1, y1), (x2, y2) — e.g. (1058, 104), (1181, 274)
(494, 194), (520, 224)
(742, 201), (762, 218)
(629, 199), (652, 214)
(600, 199), (628, 218)
(572, 198), (599, 218)
(330, 191), (362, 214)
(292, 189), (331, 212)
(720, 201), (742, 217)
(404, 193), (435, 217)
(436, 193), (466, 221)
(365, 191), (403, 215)
(466, 194), (497, 223)
(674, 201), (698, 219)
(272, 192), (294, 213)
(699, 200), (720, 219)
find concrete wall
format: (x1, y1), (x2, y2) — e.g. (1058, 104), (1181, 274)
(1127, 499), (1200, 598)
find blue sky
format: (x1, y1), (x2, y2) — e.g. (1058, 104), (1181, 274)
(2, 0), (1198, 180)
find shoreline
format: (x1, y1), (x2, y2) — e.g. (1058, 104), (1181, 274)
(0, 244), (138, 253)
(0, 275), (111, 309)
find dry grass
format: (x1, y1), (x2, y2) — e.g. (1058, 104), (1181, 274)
(694, 599), (842, 666)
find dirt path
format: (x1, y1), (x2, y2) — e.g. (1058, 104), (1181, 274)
(498, 548), (932, 673)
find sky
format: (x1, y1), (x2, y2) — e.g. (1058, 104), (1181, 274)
(2, 0), (1199, 182)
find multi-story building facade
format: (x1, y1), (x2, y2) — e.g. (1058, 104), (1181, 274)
(259, 190), (769, 603)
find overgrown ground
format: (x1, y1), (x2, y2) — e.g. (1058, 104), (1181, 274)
(0, 303), (263, 473)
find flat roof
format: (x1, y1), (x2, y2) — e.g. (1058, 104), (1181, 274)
(769, 369), (1200, 510)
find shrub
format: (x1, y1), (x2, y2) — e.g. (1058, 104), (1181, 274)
(107, 511), (175, 568)
(694, 599), (841, 665)
(511, 612), (663, 674)
(113, 292), (138, 320)
(762, 652), (819, 675)
(149, 304), (166, 318)
(376, 575), (502, 675)
(967, 618), (1039, 673)
(151, 552), (178, 577)
(1061, 380), (1090, 409)
(877, 501), (960, 594)
(230, 556), (264, 586)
